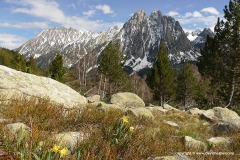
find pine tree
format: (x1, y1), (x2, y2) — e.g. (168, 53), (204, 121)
(176, 63), (197, 107)
(148, 41), (175, 106)
(49, 53), (65, 82)
(197, 32), (225, 106)
(198, 0), (240, 107)
(98, 42), (132, 97)
(222, 0), (240, 107)
(26, 55), (38, 74)
(13, 52), (27, 72)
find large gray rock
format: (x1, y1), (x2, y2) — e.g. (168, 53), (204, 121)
(212, 120), (240, 135)
(152, 156), (177, 160)
(0, 65), (87, 108)
(92, 102), (123, 111)
(127, 108), (154, 119)
(87, 95), (101, 103)
(147, 106), (168, 113)
(207, 137), (231, 147)
(183, 136), (206, 150)
(93, 102), (154, 119)
(163, 104), (180, 112)
(164, 120), (179, 127)
(53, 132), (88, 149)
(151, 155), (191, 160)
(201, 107), (240, 122)
(203, 107), (240, 135)
(4, 123), (30, 140)
(110, 92), (145, 109)
(187, 108), (205, 115)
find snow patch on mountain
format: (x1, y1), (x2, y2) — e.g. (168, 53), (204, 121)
(187, 34), (198, 41)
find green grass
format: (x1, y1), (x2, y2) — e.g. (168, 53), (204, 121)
(0, 97), (239, 159)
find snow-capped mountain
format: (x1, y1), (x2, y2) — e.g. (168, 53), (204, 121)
(186, 28), (214, 50)
(18, 26), (120, 69)
(186, 29), (202, 41)
(116, 10), (199, 73)
(17, 9), (201, 74)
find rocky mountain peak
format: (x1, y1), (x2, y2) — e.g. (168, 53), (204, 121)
(124, 10), (148, 28)
(117, 9), (198, 73)
(199, 28), (214, 38)
(133, 9), (147, 18)
(150, 10), (163, 19)
(192, 29), (202, 36)
(191, 28), (214, 50)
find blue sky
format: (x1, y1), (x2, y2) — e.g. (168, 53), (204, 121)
(0, 0), (229, 49)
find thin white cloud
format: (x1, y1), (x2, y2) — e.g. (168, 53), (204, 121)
(192, 11), (202, 18)
(168, 8), (221, 31)
(201, 7), (220, 15)
(183, 12), (192, 18)
(183, 11), (202, 18)
(83, 10), (96, 17)
(167, 11), (179, 17)
(95, 4), (114, 14)
(7, 0), (119, 31)
(0, 22), (48, 29)
(0, 33), (26, 49)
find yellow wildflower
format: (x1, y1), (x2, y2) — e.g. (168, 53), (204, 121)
(51, 144), (60, 153)
(59, 148), (68, 157)
(129, 126), (134, 132)
(122, 116), (129, 123)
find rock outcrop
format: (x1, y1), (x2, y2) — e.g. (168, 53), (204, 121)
(3, 123), (30, 140)
(201, 107), (240, 122)
(127, 108), (154, 119)
(163, 104), (180, 111)
(187, 108), (205, 115)
(87, 95), (101, 103)
(183, 136), (206, 150)
(90, 93), (154, 118)
(110, 92), (145, 108)
(207, 137), (231, 147)
(163, 120), (179, 127)
(53, 132), (88, 149)
(0, 65), (87, 108)
(212, 120), (240, 135)
(146, 106), (168, 113)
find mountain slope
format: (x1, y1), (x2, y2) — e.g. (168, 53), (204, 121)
(18, 26), (120, 69)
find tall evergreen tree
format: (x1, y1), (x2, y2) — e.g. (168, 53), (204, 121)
(198, 0), (240, 107)
(222, 0), (240, 107)
(10, 52), (27, 72)
(26, 55), (38, 74)
(49, 53), (65, 82)
(98, 42), (132, 97)
(148, 41), (175, 106)
(176, 63), (197, 107)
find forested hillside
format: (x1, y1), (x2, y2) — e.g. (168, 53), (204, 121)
(0, 48), (44, 76)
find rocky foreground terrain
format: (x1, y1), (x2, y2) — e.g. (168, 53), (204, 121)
(0, 65), (239, 159)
